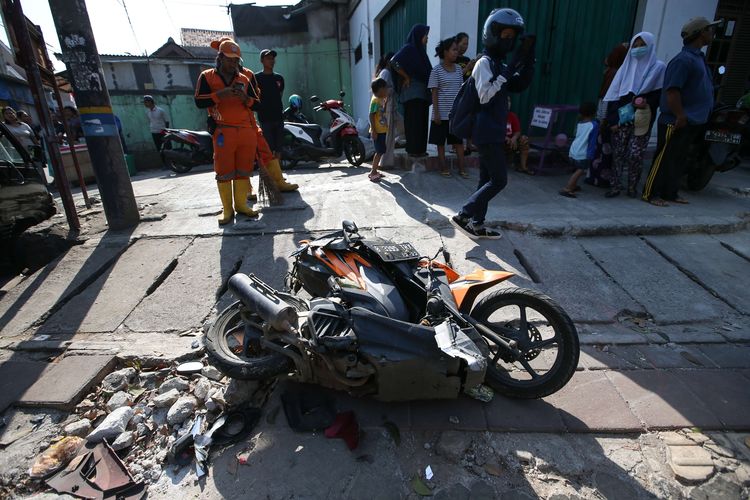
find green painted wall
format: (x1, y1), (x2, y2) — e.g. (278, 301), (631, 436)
(110, 93), (207, 169)
(237, 38), (352, 129)
(478, 0), (638, 134)
(380, 0), (428, 56)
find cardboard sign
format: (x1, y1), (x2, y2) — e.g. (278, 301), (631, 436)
(530, 107), (552, 129)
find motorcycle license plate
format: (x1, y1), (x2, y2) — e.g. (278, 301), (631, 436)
(705, 130), (741, 145)
(365, 242), (420, 262)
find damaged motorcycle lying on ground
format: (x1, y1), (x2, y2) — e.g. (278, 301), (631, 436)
(206, 221), (579, 401)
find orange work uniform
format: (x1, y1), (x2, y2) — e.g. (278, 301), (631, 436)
(194, 69), (258, 181)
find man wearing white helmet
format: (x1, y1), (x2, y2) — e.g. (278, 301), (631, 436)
(451, 7), (535, 239)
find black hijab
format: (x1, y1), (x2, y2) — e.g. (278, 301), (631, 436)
(391, 24), (432, 83)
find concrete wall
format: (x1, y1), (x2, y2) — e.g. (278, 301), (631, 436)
(150, 63), (194, 91)
(425, 0), (480, 66)
(349, 0), (480, 123)
(349, 0), (392, 123)
(235, 5), (351, 129)
(110, 93), (207, 170)
(103, 62), (138, 91)
(634, 0), (719, 63)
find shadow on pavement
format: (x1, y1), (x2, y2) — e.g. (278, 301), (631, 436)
(189, 382), (658, 499)
(0, 226), (134, 413)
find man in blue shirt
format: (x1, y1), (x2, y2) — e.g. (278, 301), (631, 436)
(642, 17), (720, 206)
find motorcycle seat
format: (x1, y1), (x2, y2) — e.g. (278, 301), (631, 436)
(289, 123), (323, 143)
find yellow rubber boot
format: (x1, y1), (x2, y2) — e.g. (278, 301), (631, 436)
(233, 178), (259, 218)
(217, 181), (234, 225)
(267, 158), (299, 192)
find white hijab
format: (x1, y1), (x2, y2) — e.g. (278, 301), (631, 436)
(603, 32), (666, 102)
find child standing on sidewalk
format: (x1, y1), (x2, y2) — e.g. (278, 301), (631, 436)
(559, 102), (599, 198)
(428, 37), (466, 177)
(369, 78), (389, 182)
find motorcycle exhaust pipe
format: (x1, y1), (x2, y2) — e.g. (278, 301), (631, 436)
(228, 273), (298, 333)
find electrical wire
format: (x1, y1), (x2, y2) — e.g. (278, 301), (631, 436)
(117, 0), (145, 55)
(161, 0), (179, 37)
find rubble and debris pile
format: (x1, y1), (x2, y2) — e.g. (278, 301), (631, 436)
(41, 360), (267, 492)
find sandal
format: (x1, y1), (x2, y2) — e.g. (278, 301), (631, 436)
(516, 166), (535, 176)
(440, 170), (453, 178)
(605, 189), (621, 198)
(647, 198), (669, 207)
(559, 189), (577, 198)
(673, 197), (690, 204)
(458, 170), (469, 178)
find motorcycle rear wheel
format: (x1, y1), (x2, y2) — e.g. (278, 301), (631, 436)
(161, 150), (193, 174)
(685, 164), (715, 191)
(343, 136), (366, 166)
(205, 299), (303, 380)
(470, 287), (579, 399)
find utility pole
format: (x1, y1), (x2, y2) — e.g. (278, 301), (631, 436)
(47, 0), (139, 230)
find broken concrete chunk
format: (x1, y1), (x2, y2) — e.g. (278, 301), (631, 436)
(435, 431), (471, 463)
(166, 396), (197, 425)
(101, 367), (137, 392)
(158, 377), (190, 394)
(193, 378), (212, 401)
(138, 370), (165, 389)
(111, 431), (135, 451)
(223, 379), (259, 407)
(668, 444), (714, 483)
(153, 389), (181, 408)
(87, 406), (134, 442)
(201, 365), (223, 381)
(205, 398), (221, 412)
(106, 391), (133, 411)
(63, 419), (92, 438)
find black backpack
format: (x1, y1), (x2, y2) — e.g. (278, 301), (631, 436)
(449, 56), (502, 139)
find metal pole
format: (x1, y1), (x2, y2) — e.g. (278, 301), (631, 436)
(37, 31), (91, 209)
(6, 0), (79, 231)
(48, 0), (139, 230)
(51, 83), (91, 208)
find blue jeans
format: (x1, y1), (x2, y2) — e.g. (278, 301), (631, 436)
(460, 142), (508, 225)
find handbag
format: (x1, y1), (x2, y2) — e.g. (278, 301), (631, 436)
(617, 64), (655, 125)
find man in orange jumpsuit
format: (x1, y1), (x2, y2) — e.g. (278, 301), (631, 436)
(209, 37), (298, 195)
(194, 39), (259, 224)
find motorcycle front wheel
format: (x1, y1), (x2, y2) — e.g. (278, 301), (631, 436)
(205, 297), (305, 380)
(161, 149), (193, 174)
(470, 287), (579, 399)
(343, 136), (366, 166)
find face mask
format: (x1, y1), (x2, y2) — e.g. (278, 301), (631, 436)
(493, 37), (517, 56)
(631, 46), (648, 59)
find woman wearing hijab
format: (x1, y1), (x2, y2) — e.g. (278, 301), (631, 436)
(603, 32), (665, 198)
(390, 24), (431, 157)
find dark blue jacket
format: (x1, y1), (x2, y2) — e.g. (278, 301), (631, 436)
(472, 57), (534, 145)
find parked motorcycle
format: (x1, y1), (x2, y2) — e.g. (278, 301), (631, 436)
(206, 221), (579, 401)
(683, 102), (749, 191)
(280, 92), (366, 169)
(160, 128), (213, 174)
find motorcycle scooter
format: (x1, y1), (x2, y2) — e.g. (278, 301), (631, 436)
(280, 92), (366, 169)
(160, 128), (213, 174)
(206, 221), (580, 401)
(684, 101), (750, 191)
